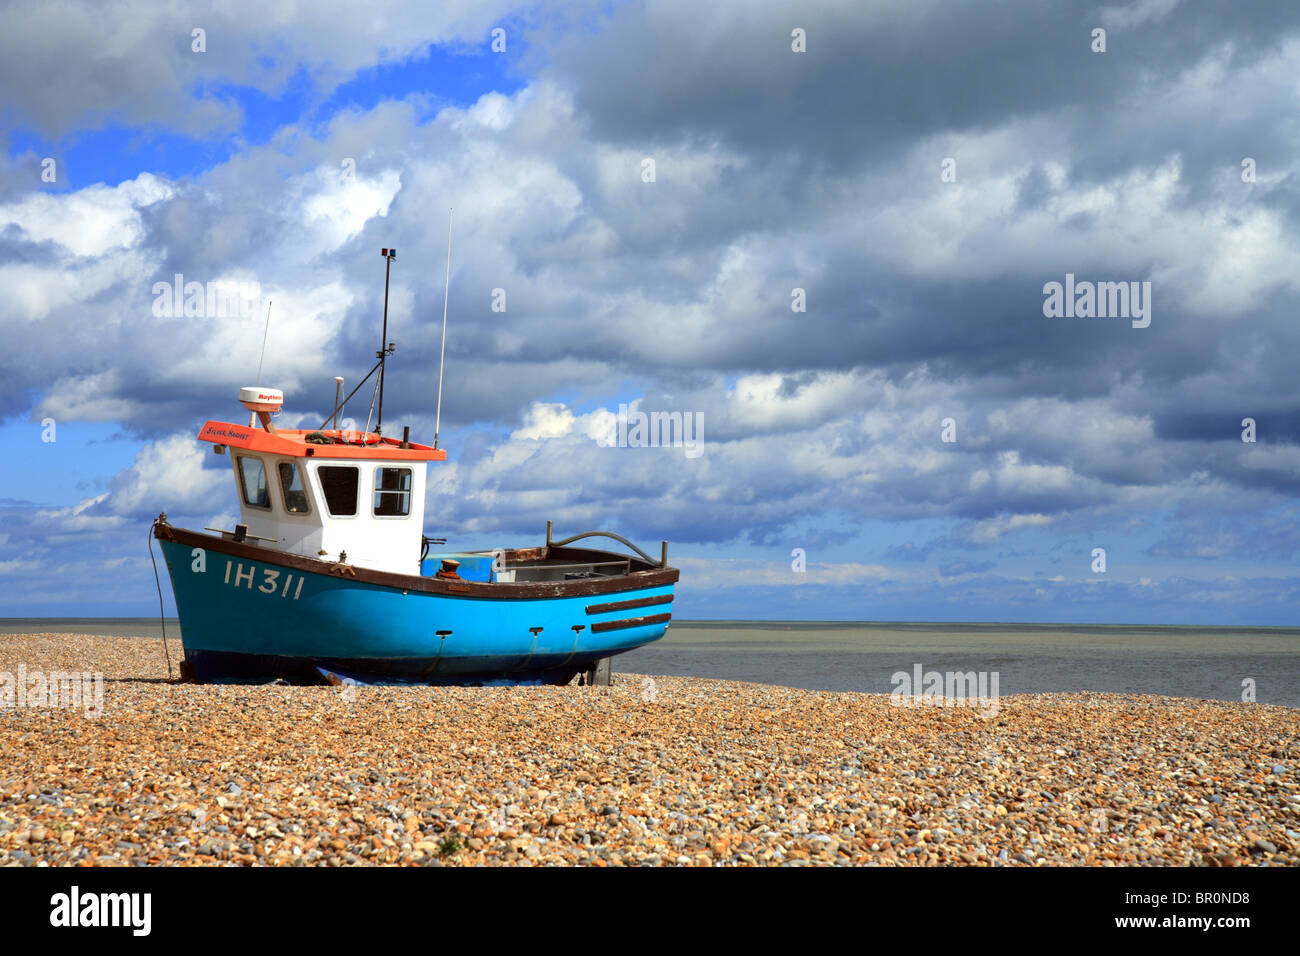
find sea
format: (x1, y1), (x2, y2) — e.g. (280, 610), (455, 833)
(2, 618), (1297, 707)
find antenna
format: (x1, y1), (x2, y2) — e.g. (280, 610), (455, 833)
(331, 376), (344, 430)
(434, 208), (453, 450)
(251, 299), (272, 427)
(256, 300), (273, 384)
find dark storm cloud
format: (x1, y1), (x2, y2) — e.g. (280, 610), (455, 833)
(535, 1), (1299, 169)
(519, 0), (1300, 439)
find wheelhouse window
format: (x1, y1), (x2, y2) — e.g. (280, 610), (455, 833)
(373, 467), (412, 517)
(277, 462), (310, 514)
(317, 466), (359, 517)
(237, 456), (271, 510)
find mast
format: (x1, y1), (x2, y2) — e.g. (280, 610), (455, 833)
(376, 248), (396, 433)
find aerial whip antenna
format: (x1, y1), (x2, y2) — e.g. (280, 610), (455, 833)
(331, 376), (344, 430)
(434, 208), (453, 450)
(250, 299), (272, 427)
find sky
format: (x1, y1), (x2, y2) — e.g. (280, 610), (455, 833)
(1, 0), (1299, 624)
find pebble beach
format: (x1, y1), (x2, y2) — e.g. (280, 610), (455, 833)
(1, 632), (1297, 866)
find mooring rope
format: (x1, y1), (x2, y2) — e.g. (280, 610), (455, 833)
(147, 519), (175, 681)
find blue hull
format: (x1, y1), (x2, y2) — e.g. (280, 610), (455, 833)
(158, 537), (674, 685)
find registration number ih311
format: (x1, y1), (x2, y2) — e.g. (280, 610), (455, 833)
(221, 559), (305, 600)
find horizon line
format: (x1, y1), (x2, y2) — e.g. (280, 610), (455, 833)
(2, 616), (1297, 631)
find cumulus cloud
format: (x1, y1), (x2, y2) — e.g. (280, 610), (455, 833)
(3, 0), (1300, 621)
(97, 432), (228, 518)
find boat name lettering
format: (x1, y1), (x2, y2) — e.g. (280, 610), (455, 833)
(202, 425), (252, 440)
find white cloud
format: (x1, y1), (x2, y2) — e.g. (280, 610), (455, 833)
(0, 173), (172, 257)
(961, 513), (1054, 545)
(301, 167), (403, 254)
(102, 432), (228, 517)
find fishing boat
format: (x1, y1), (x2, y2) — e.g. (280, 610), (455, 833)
(151, 238), (678, 686)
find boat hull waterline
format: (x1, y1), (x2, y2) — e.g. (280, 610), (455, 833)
(155, 524), (677, 685)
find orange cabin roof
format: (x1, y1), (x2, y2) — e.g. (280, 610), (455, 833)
(197, 421), (447, 461)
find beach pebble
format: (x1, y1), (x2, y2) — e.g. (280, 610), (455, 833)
(0, 632), (1297, 867)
